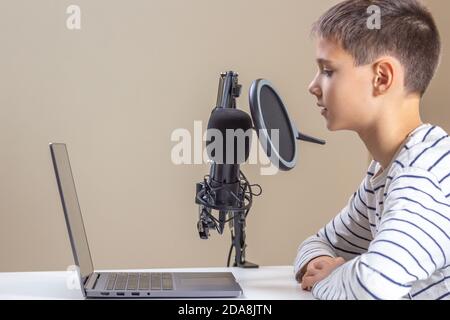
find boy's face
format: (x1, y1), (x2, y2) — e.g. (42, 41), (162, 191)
(309, 38), (377, 132)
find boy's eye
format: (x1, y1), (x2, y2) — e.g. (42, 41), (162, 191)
(321, 69), (334, 77)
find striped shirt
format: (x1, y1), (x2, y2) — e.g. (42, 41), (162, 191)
(294, 124), (450, 300)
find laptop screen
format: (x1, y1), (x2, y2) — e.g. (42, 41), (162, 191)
(50, 143), (94, 280)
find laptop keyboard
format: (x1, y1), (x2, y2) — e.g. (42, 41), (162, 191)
(105, 273), (174, 291)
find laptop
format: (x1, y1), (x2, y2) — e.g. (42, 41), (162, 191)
(49, 143), (243, 298)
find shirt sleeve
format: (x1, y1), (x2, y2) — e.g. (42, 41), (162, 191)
(311, 167), (450, 300)
(294, 178), (374, 282)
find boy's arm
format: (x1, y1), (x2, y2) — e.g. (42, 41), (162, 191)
(294, 178), (374, 281)
(310, 167), (450, 300)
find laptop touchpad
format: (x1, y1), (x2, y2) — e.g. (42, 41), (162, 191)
(178, 273), (237, 289)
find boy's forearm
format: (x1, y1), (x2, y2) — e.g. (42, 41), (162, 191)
(311, 250), (418, 300)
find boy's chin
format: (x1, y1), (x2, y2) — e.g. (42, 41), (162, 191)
(326, 121), (350, 132)
(325, 120), (340, 132)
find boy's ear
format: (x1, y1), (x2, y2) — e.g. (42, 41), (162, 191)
(372, 58), (395, 96)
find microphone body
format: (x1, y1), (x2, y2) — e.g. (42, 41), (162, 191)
(206, 106), (252, 233)
(207, 107), (252, 197)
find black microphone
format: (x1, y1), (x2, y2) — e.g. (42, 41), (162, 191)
(196, 71), (261, 269)
(206, 108), (253, 234)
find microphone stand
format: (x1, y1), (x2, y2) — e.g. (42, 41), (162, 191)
(230, 207), (259, 268)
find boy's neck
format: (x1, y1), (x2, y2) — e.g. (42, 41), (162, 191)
(358, 96), (423, 171)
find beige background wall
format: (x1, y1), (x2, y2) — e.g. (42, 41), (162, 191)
(0, 0), (448, 272)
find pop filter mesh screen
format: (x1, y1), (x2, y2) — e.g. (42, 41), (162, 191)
(259, 85), (295, 163)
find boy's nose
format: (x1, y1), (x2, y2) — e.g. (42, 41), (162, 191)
(308, 80), (322, 98)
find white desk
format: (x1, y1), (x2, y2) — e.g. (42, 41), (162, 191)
(0, 266), (313, 300)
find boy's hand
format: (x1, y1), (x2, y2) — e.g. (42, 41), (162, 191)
(301, 256), (345, 291)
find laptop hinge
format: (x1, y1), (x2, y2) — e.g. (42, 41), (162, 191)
(84, 272), (100, 291)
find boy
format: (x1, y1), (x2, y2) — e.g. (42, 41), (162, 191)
(294, 0), (450, 300)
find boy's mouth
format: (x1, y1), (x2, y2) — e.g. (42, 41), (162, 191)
(317, 103), (328, 112)
(317, 103), (328, 117)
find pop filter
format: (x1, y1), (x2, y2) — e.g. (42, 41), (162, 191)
(249, 79), (325, 171)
